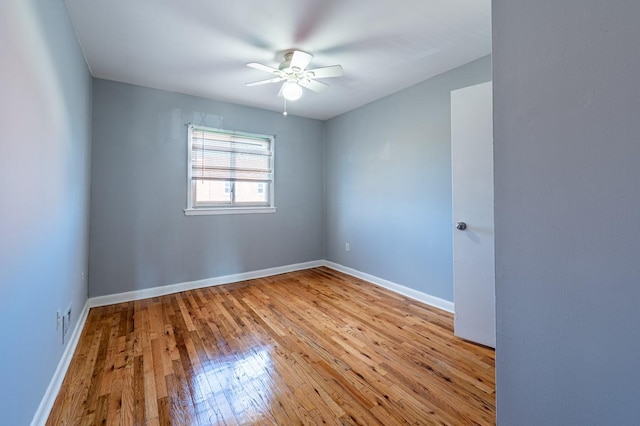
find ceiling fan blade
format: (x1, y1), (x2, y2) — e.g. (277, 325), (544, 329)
(247, 62), (280, 74)
(290, 51), (313, 70)
(305, 65), (343, 79)
(246, 77), (284, 87)
(298, 78), (328, 93)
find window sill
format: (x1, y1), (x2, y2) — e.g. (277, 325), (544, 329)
(184, 207), (277, 216)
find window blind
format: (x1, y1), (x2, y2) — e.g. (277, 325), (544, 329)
(191, 127), (273, 183)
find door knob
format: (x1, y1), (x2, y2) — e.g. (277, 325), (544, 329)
(456, 222), (467, 230)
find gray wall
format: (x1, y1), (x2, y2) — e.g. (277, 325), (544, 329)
(494, 1), (640, 424)
(324, 56), (491, 301)
(0, 0), (92, 424)
(89, 80), (325, 297)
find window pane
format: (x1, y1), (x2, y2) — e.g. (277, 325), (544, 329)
(194, 180), (231, 205)
(235, 182), (268, 203)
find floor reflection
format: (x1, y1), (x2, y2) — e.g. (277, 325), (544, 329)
(194, 346), (276, 424)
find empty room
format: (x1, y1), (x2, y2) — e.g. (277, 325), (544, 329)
(1, 0), (639, 425)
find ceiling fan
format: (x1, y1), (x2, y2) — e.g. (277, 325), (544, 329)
(246, 50), (343, 102)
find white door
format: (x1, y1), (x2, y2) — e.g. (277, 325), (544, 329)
(451, 81), (495, 348)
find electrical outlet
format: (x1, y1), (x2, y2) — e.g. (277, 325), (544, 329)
(345, 242), (350, 252)
(62, 305), (72, 344)
(62, 316), (67, 344)
(56, 311), (61, 330)
(65, 306), (72, 333)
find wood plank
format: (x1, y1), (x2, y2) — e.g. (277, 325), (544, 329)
(47, 267), (495, 425)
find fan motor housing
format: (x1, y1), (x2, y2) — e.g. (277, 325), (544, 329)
(278, 50), (312, 71)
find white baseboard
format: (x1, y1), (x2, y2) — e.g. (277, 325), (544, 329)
(33, 259), (451, 425)
(87, 260), (452, 314)
(89, 260), (325, 307)
(31, 299), (91, 426)
(322, 261), (454, 313)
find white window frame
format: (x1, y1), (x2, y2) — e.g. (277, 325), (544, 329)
(184, 124), (276, 216)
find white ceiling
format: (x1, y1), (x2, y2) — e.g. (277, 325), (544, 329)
(64, 0), (491, 120)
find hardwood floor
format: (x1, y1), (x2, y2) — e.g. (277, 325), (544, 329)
(47, 267), (495, 425)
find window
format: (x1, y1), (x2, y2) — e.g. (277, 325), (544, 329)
(185, 125), (275, 215)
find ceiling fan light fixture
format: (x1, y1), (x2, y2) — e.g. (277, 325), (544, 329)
(246, 50), (343, 108)
(282, 81), (303, 101)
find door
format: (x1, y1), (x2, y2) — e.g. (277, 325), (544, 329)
(451, 81), (495, 348)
